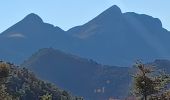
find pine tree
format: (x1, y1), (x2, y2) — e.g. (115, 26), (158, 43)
(132, 61), (170, 100)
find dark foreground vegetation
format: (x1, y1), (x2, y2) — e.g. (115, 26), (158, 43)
(131, 61), (170, 100)
(0, 61), (83, 100)
(1, 59), (170, 100)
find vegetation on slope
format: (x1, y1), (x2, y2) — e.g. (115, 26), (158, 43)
(0, 61), (83, 100)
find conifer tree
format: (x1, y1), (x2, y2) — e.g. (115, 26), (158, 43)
(132, 61), (170, 100)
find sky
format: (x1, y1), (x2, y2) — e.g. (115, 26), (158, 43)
(0, 0), (170, 33)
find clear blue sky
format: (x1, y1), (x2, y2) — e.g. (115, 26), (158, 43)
(0, 0), (170, 33)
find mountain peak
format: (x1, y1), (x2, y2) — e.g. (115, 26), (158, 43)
(22, 13), (43, 23)
(93, 5), (122, 22)
(105, 5), (122, 15)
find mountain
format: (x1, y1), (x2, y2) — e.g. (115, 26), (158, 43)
(0, 61), (83, 100)
(21, 48), (132, 100)
(67, 5), (170, 66)
(0, 13), (74, 64)
(21, 48), (170, 99)
(1, 5), (170, 66)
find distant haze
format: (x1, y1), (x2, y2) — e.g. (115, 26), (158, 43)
(0, 0), (170, 33)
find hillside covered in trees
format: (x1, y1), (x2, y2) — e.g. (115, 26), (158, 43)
(0, 61), (83, 100)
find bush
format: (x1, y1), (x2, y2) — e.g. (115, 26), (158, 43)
(0, 63), (10, 79)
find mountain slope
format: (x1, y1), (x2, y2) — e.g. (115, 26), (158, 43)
(0, 13), (73, 64)
(21, 48), (170, 99)
(67, 5), (170, 66)
(22, 48), (131, 100)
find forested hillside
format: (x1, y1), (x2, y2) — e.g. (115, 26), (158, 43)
(0, 61), (83, 100)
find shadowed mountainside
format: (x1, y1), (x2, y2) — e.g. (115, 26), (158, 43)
(22, 48), (131, 100)
(22, 48), (170, 99)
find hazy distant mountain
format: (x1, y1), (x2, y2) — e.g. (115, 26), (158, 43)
(21, 48), (170, 99)
(67, 5), (170, 66)
(22, 48), (131, 100)
(0, 13), (73, 64)
(1, 5), (170, 66)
